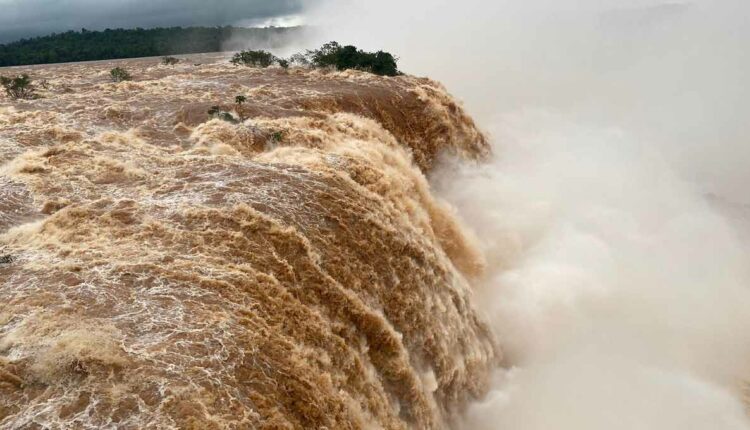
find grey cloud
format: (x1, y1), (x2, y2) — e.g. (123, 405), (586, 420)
(0, 0), (305, 43)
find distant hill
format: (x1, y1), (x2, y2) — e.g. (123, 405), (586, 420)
(0, 26), (303, 67)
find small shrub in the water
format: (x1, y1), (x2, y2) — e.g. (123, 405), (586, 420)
(208, 106), (238, 124)
(235, 95), (247, 121)
(219, 113), (238, 123)
(110, 67), (132, 82)
(162, 56), (180, 65)
(231, 50), (277, 68)
(0, 74), (36, 99)
(272, 131), (284, 143)
(0, 255), (13, 264)
(277, 58), (290, 70)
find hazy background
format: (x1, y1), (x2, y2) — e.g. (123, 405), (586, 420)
(303, 0), (750, 428)
(0, 0), (304, 43)
(305, 0), (750, 205)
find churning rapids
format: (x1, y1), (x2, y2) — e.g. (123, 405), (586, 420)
(0, 55), (498, 429)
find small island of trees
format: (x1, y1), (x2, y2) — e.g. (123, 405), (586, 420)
(232, 42), (400, 77)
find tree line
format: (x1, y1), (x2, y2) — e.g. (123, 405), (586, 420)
(0, 26), (302, 67)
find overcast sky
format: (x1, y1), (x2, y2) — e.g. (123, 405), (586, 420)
(0, 0), (306, 43)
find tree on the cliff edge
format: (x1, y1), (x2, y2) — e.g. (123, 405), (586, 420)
(304, 42), (400, 77)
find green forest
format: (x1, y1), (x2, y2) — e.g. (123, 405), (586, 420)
(0, 26), (302, 67)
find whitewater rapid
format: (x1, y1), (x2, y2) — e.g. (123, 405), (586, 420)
(0, 56), (495, 429)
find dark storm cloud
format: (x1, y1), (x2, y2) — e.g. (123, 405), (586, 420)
(0, 0), (305, 43)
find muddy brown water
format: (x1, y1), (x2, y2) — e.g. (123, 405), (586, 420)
(0, 54), (497, 429)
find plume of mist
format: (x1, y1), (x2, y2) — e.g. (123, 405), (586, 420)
(303, 0), (750, 428)
(305, 0), (750, 203)
(220, 26), (312, 56)
(435, 112), (750, 429)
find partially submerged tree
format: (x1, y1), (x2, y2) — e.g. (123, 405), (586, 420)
(235, 95), (247, 121)
(0, 74), (36, 99)
(230, 50), (277, 68)
(110, 67), (132, 82)
(162, 56), (180, 65)
(288, 53), (310, 68)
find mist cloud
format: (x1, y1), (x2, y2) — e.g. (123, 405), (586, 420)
(304, 0), (750, 428)
(305, 0), (750, 204)
(0, 0), (305, 43)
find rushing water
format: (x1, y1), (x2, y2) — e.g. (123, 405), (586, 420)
(4, 1), (750, 427)
(0, 56), (496, 429)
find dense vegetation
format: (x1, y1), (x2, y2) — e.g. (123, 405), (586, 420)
(233, 43), (401, 77)
(0, 26), (301, 67)
(304, 42), (400, 76)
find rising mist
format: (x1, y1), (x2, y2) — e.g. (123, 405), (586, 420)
(305, 0), (750, 428)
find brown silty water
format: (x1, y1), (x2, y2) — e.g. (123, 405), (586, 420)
(0, 54), (499, 429)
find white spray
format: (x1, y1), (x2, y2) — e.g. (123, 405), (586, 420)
(305, 0), (750, 428)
